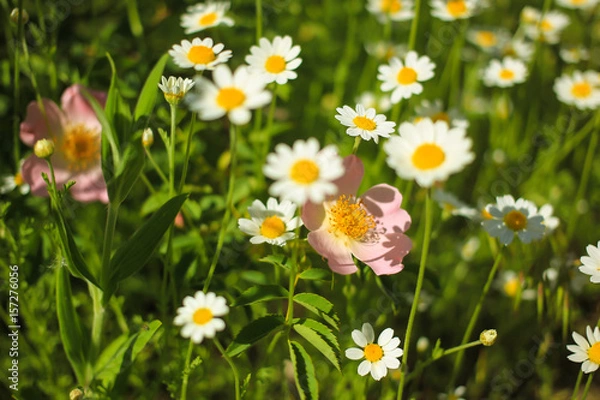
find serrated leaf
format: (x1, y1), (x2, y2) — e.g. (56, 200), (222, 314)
(288, 340), (318, 400)
(298, 268), (331, 281)
(56, 266), (86, 385)
(293, 293), (339, 330)
(232, 285), (288, 307)
(134, 53), (169, 121)
(226, 315), (285, 357)
(259, 254), (290, 270)
(293, 319), (340, 371)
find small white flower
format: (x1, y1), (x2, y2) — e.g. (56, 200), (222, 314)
(377, 51), (436, 104)
(438, 386), (467, 400)
(524, 10), (570, 44)
(366, 0), (414, 22)
(187, 64), (272, 125)
(355, 91), (392, 113)
(263, 138), (345, 205)
(502, 38), (535, 62)
(482, 195), (546, 245)
(537, 204), (559, 232)
(579, 240), (600, 283)
(482, 57), (528, 87)
(238, 198), (302, 246)
(345, 323), (403, 381)
(557, 0), (599, 9)
(430, 0), (477, 21)
(174, 291), (229, 344)
(414, 99), (469, 129)
(467, 28), (509, 53)
(365, 41), (407, 62)
(554, 70), (600, 110)
(567, 326), (600, 373)
(433, 188), (478, 218)
(559, 46), (590, 64)
(169, 37), (232, 71)
(335, 104), (396, 144)
(245, 36), (302, 85)
(495, 270), (536, 300)
(384, 118), (474, 188)
(181, 2), (234, 34)
(158, 76), (195, 105)
(1, 161), (29, 195)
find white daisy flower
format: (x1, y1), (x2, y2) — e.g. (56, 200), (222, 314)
(467, 28), (509, 53)
(567, 326), (600, 373)
(181, 2), (234, 34)
(537, 204), (559, 232)
(263, 138), (345, 205)
(482, 57), (528, 87)
(335, 104), (396, 144)
(384, 118), (474, 188)
(238, 198), (302, 246)
(520, 6), (541, 26)
(557, 0), (599, 9)
(554, 70), (600, 110)
(377, 51), (436, 104)
(345, 323), (403, 381)
(158, 76), (195, 105)
(168, 37), (232, 71)
(438, 386), (467, 400)
(174, 291), (229, 344)
(245, 36), (302, 85)
(365, 41), (407, 62)
(524, 10), (570, 44)
(1, 161), (30, 195)
(430, 0), (477, 21)
(560, 46), (590, 64)
(495, 270), (536, 300)
(579, 240), (600, 283)
(433, 188), (478, 218)
(482, 195), (546, 245)
(414, 99), (469, 129)
(187, 64), (272, 125)
(366, 0), (414, 22)
(355, 91), (392, 113)
(502, 38), (535, 62)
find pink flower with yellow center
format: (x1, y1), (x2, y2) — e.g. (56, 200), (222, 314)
(20, 84), (108, 203)
(302, 155), (412, 275)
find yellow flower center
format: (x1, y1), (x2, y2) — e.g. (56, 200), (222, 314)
(571, 0), (586, 4)
(328, 195), (376, 240)
(503, 210), (528, 231)
(216, 87), (246, 111)
(588, 342), (600, 365)
(199, 12), (218, 26)
(571, 82), (592, 99)
(265, 55), (286, 73)
(397, 67), (418, 85)
(364, 343), (384, 362)
(447, 0), (467, 17)
(499, 69), (515, 80)
(540, 20), (553, 32)
(503, 278), (520, 297)
(14, 172), (24, 186)
(476, 31), (497, 47)
(60, 124), (100, 171)
(192, 307), (213, 325)
(289, 159), (320, 184)
(431, 111), (450, 123)
(187, 45), (216, 65)
(260, 215), (286, 239)
(411, 143), (446, 170)
(353, 116), (377, 131)
(381, 0), (402, 13)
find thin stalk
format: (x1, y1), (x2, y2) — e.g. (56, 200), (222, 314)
(145, 148), (169, 184)
(285, 207), (303, 323)
(261, 84), (278, 169)
(178, 113), (196, 194)
(203, 124), (238, 292)
(12, 0), (24, 168)
(396, 189), (433, 400)
(407, 0), (422, 51)
(169, 104), (177, 197)
(215, 338), (241, 400)
(571, 369), (583, 400)
(580, 373), (594, 400)
(255, 0), (263, 42)
(180, 340), (194, 400)
(450, 248), (503, 386)
(352, 137), (362, 154)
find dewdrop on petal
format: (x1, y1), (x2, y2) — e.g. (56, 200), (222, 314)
(480, 329), (497, 346)
(142, 128), (154, 148)
(34, 139), (55, 159)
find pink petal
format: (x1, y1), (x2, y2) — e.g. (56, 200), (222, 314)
(334, 155), (364, 196)
(20, 99), (66, 146)
(69, 167), (109, 203)
(351, 231), (412, 275)
(21, 155), (71, 198)
(307, 229), (358, 275)
(362, 184), (411, 233)
(61, 84), (106, 130)
(302, 201), (326, 231)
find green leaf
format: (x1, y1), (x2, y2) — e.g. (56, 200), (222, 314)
(288, 340), (318, 400)
(134, 53), (169, 122)
(232, 285), (289, 307)
(298, 268), (331, 281)
(104, 53), (119, 127)
(106, 143), (145, 205)
(293, 293), (340, 330)
(226, 315), (285, 357)
(107, 194), (188, 297)
(293, 318), (340, 371)
(259, 254), (290, 270)
(94, 320), (162, 390)
(56, 266), (86, 385)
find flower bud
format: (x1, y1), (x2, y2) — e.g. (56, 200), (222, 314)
(34, 139), (55, 159)
(69, 388), (84, 400)
(416, 336), (430, 353)
(10, 8), (29, 24)
(480, 329), (497, 346)
(142, 128), (154, 148)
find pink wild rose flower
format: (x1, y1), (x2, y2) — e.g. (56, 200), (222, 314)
(302, 155), (412, 275)
(20, 84), (109, 203)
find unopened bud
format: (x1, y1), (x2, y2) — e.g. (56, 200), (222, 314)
(142, 128), (154, 147)
(10, 8), (29, 24)
(69, 388), (84, 400)
(480, 329), (497, 346)
(34, 139), (55, 159)
(416, 336), (430, 353)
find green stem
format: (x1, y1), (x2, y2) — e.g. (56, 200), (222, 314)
(396, 189), (433, 400)
(450, 248), (503, 386)
(215, 339), (241, 400)
(100, 203), (120, 292)
(180, 340), (194, 400)
(178, 113), (196, 194)
(352, 137), (362, 154)
(285, 207), (303, 323)
(169, 104), (177, 197)
(581, 373), (594, 400)
(88, 282), (105, 383)
(262, 84), (278, 168)
(125, 0), (144, 38)
(203, 124), (238, 292)
(145, 148), (169, 184)
(255, 0), (262, 42)
(407, 0), (422, 51)
(12, 0), (23, 168)
(571, 369), (583, 400)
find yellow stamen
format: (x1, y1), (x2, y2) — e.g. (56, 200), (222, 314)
(499, 69), (515, 80)
(192, 307), (213, 325)
(187, 45), (216, 65)
(540, 20), (553, 32)
(503, 278), (520, 297)
(397, 67), (417, 85)
(431, 112), (450, 123)
(571, 82), (592, 99)
(60, 124), (100, 171)
(588, 342), (600, 365)
(290, 159), (320, 184)
(476, 31), (497, 47)
(199, 12), (218, 26)
(503, 210), (528, 231)
(364, 343), (384, 362)
(216, 87), (246, 110)
(328, 195), (376, 241)
(13, 172), (24, 186)
(381, 0), (402, 13)
(265, 55), (286, 73)
(260, 215), (286, 239)
(411, 143), (445, 170)
(353, 116), (377, 131)
(447, 0), (467, 17)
